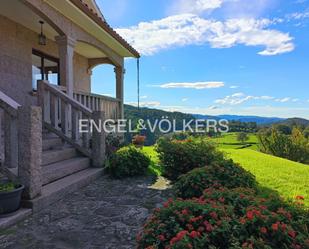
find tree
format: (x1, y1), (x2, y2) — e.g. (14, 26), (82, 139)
(303, 126), (309, 138)
(237, 132), (249, 144)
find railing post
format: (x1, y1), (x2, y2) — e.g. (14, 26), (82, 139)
(91, 111), (106, 167)
(18, 106), (42, 199)
(3, 113), (18, 168)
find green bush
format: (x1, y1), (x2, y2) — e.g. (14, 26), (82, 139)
(173, 160), (257, 198)
(137, 187), (309, 249)
(156, 137), (224, 181)
(258, 127), (309, 164)
(106, 146), (150, 178)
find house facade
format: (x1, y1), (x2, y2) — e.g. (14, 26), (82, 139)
(0, 0), (139, 211)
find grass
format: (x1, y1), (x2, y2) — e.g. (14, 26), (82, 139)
(223, 148), (309, 207)
(213, 132), (259, 150)
(142, 146), (162, 176)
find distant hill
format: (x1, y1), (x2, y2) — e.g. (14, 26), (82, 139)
(193, 114), (285, 125)
(124, 105), (195, 145)
(276, 118), (309, 127)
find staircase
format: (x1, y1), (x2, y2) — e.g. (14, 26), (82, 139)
(24, 131), (103, 212)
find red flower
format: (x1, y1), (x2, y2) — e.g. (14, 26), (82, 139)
(281, 223), (287, 231)
(288, 230), (296, 239)
(158, 235), (165, 241)
(240, 218), (246, 224)
(219, 197), (225, 203)
(204, 221), (213, 232)
(189, 231), (201, 238)
(246, 211), (254, 220)
(260, 227), (267, 234)
(210, 211), (218, 220)
(181, 209), (189, 215)
(170, 230), (188, 245)
(272, 223), (279, 231)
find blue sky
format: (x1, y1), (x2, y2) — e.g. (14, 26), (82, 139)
(92, 0), (309, 119)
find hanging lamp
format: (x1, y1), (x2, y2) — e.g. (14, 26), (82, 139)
(38, 21), (47, 46)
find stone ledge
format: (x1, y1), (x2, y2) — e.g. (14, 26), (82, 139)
(0, 208), (32, 230)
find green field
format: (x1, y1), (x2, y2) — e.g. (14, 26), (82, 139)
(143, 134), (309, 207)
(213, 132), (259, 150)
(223, 148), (309, 207)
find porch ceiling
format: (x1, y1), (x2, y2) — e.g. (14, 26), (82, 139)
(0, 0), (58, 41)
(0, 0), (107, 59)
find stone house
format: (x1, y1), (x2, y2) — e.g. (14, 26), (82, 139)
(0, 0), (139, 212)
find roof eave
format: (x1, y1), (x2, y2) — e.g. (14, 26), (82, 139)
(69, 0), (140, 58)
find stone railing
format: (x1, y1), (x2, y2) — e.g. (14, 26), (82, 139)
(0, 90), (21, 172)
(37, 81), (105, 167)
(0, 90), (42, 199)
(73, 91), (121, 120)
(57, 86), (121, 120)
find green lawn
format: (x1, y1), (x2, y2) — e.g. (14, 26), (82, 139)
(213, 132), (259, 150)
(223, 148), (309, 207)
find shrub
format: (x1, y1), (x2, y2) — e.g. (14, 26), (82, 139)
(105, 134), (123, 159)
(173, 160), (257, 198)
(106, 146), (150, 178)
(156, 137), (224, 181)
(137, 187), (309, 249)
(258, 127), (309, 164)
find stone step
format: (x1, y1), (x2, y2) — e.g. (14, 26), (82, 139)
(23, 168), (103, 213)
(42, 132), (59, 140)
(42, 157), (90, 185)
(42, 147), (78, 166)
(42, 137), (63, 151)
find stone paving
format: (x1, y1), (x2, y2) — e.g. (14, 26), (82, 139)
(0, 176), (171, 249)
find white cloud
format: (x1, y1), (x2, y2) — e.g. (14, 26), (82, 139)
(168, 0), (223, 15)
(230, 85), (239, 89)
(116, 14), (294, 56)
(287, 11), (309, 20)
(215, 93), (275, 105)
(157, 81), (224, 89)
(182, 98), (189, 102)
(275, 97), (291, 103)
(140, 95), (148, 99)
(126, 101), (161, 108)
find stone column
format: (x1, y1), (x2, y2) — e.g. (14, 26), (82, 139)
(91, 111), (106, 167)
(4, 113), (18, 168)
(55, 36), (76, 97)
(115, 66), (125, 119)
(18, 106), (42, 199)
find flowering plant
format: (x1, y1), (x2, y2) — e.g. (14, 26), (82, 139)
(137, 188), (309, 249)
(132, 135), (146, 147)
(173, 160), (257, 199)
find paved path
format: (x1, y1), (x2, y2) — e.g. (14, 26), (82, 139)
(0, 176), (171, 249)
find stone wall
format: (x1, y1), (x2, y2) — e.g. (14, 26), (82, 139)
(0, 15), (91, 107)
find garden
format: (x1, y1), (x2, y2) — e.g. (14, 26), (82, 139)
(105, 135), (309, 249)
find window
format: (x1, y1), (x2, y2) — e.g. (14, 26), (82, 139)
(32, 50), (59, 90)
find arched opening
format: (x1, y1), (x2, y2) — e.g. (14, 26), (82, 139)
(91, 64), (116, 98)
